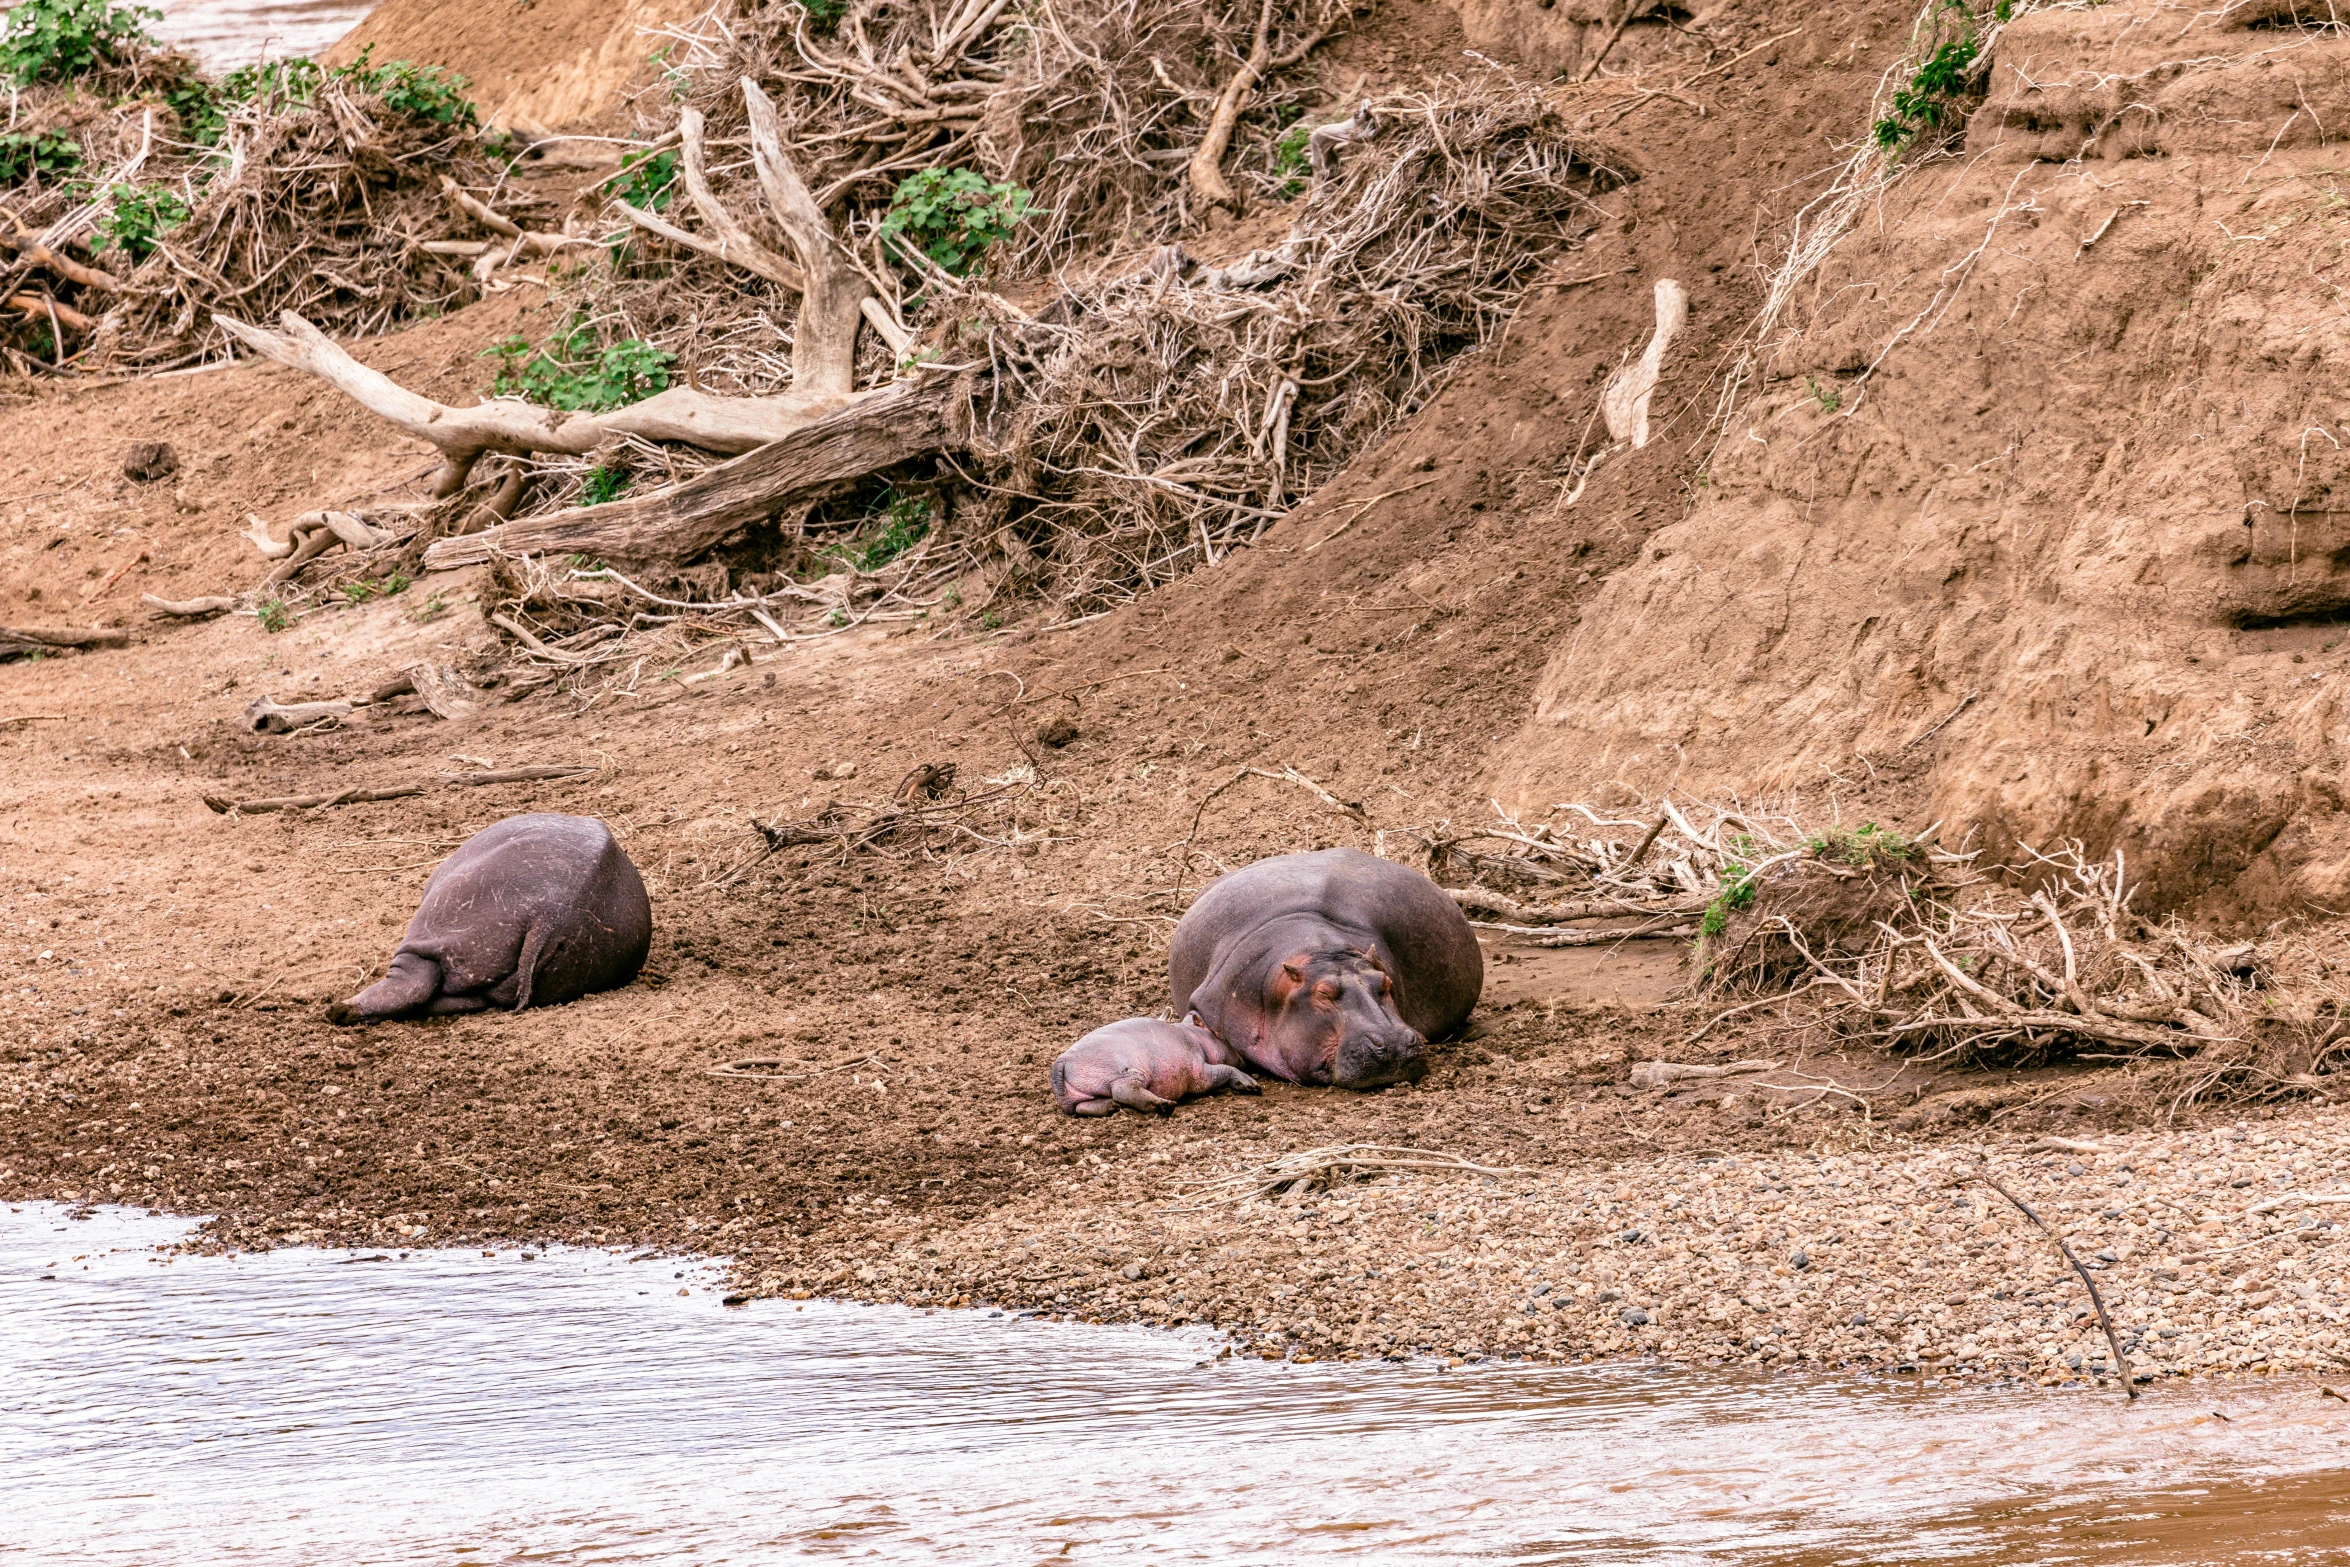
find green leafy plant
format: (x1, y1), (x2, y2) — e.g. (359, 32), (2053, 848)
(851, 490), (931, 570)
(342, 572), (410, 603)
(580, 464), (630, 505)
(980, 610), (1001, 630)
(1872, 4), (1986, 151)
(490, 324), (674, 411)
(1272, 124), (1311, 198)
(0, 128), (81, 184)
(799, 0), (848, 27)
(98, 183), (189, 260)
(256, 599), (293, 633)
(1806, 375), (1842, 412)
(614, 147), (677, 211)
(409, 592), (448, 623)
(1804, 822), (1915, 867)
(0, 0), (156, 84)
(879, 167), (1032, 276)
(335, 45), (479, 128)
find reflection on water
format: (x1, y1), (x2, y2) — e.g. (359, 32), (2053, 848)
(4, 1204), (2349, 1564)
(154, 0), (374, 72)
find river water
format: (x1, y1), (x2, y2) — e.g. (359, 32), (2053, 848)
(5, 1203), (2349, 1564)
(152, 0), (375, 72)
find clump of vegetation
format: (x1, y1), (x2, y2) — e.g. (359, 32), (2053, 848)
(338, 49), (478, 128)
(879, 167), (1031, 276)
(848, 491), (931, 570)
(0, 128), (81, 185)
(1272, 124), (1311, 198)
(1805, 822), (1916, 868)
(491, 325), (675, 412)
(1870, 0), (2007, 152)
(614, 148), (677, 212)
(98, 184), (190, 261)
(580, 465), (631, 506)
(0, 0), (156, 84)
(256, 599), (293, 633)
(342, 572), (411, 603)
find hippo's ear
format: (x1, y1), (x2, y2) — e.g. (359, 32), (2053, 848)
(1269, 954), (1311, 1005)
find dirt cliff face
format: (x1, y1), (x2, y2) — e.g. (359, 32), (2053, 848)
(1495, 0), (2350, 924)
(323, 0), (704, 128)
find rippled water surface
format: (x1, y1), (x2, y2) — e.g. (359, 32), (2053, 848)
(6, 1204), (2350, 1564)
(154, 0), (374, 71)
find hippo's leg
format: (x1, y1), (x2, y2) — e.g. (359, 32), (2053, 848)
(1110, 1078), (1175, 1115)
(1066, 1097), (1120, 1116)
(1203, 1064), (1260, 1096)
(424, 992), (493, 1015)
(326, 950), (440, 1025)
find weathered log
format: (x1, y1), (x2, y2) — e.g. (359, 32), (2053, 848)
(246, 696), (355, 732)
(423, 375), (964, 568)
(404, 661), (481, 721)
(142, 594), (236, 618)
(441, 764), (597, 785)
(0, 624), (128, 649)
(216, 309), (869, 500)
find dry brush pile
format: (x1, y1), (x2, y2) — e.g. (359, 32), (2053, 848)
(0, 2), (520, 373)
(1422, 798), (2350, 1112)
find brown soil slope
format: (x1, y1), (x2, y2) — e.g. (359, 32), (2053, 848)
(1495, 0), (2350, 924)
(324, 0), (704, 128)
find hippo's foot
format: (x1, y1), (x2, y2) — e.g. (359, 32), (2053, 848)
(1110, 1079), (1176, 1115)
(1066, 1097), (1120, 1116)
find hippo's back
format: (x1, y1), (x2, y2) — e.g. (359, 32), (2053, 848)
(410, 813), (651, 1001)
(1170, 848), (1480, 1036)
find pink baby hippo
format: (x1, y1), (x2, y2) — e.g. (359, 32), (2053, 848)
(1050, 1014), (1261, 1116)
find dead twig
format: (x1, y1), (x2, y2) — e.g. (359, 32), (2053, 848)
(1971, 1167), (2138, 1399)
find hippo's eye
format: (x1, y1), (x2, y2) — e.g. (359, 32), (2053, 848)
(1312, 980), (1343, 1003)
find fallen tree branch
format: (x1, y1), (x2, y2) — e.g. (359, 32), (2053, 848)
(203, 785), (426, 813)
(422, 374), (963, 568)
(141, 593), (235, 618)
(1971, 1167), (2138, 1398)
(0, 624), (128, 650)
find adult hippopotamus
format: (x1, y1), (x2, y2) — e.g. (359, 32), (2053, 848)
(1051, 1014), (1260, 1116)
(327, 813), (651, 1023)
(1170, 847), (1480, 1089)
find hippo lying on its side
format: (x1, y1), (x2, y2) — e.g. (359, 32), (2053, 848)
(1170, 847), (1481, 1090)
(1051, 1015), (1260, 1116)
(327, 813), (651, 1023)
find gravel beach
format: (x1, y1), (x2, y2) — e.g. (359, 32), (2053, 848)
(765, 1107), (2350, 1383)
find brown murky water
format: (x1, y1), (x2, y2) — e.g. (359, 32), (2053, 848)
(153, 0), (374, 71)
(6, 1203), (2349, 1564)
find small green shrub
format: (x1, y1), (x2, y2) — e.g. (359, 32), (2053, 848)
(1272, 125), (1311, 198)
(342, 572), (410, 603)
(490, 325), (674, 411)
(1872, 2), (1988, 152)
(1804, 822), (1915, 867)
(580, 465), (630, 505)
(799, 0), (848, 28)
(257, 599), (292, 633)
(851, 491), (931, 570)
(879, 167), (1031, 276)
(0, 128), (82, 184)
(335, 46), (478, 128)
(409, 592), (448, 623)
(1806, 375), (1842, 412)
(98, 183), (189, 260)
(0, 0), (156, 84)
(614, 148), (677, 212)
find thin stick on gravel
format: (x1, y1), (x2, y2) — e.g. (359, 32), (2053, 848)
(1169, 1143), (1525, 1211)
(1972, 1167), (2138, 1399)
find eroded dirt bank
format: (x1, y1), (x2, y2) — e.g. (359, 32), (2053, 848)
(5, 0), (2350, 1389)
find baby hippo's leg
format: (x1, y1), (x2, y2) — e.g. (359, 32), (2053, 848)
(1065, 1096), (1120, 1116)
(327, 950), (440, 1025)
(1201, 1063), (1260, 1096)
(1110, 1076), (1176, 1114)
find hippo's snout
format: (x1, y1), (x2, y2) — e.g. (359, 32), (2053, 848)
(1333, 1025), (1428, 1090)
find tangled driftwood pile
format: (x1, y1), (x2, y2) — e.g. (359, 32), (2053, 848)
(1425, 798), (2350, 1110)
(220, 67), (1624, 640)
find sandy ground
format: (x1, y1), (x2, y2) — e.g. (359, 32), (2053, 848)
(4, 0), (2347, 1390)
